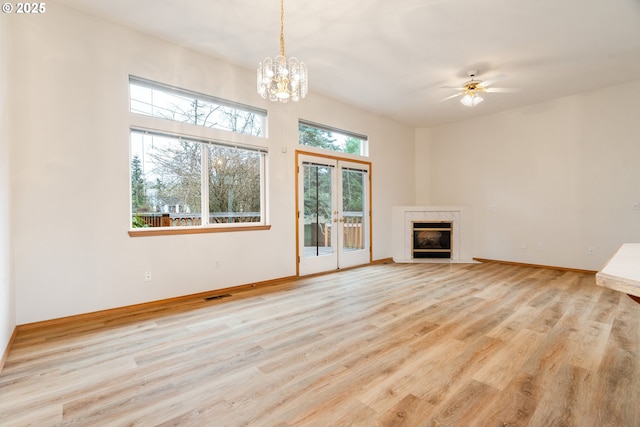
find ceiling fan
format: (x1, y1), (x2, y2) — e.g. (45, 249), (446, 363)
(442, 70), (511, 107)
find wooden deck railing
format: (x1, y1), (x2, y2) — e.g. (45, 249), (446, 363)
(342, 215), (364, 249)
(316, 213), (364, 249)
(133, 212), (261, 228)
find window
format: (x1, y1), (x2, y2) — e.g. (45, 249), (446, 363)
(298, 120), (368, 156)
(130, 130), (266, 229)
(130, 76), (266, 137)
(129, 77), (268, 234)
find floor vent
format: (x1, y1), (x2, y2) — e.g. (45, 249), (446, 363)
(204, 294), (232, 301)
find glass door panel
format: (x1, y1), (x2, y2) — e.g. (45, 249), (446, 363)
(299, 156), (338, 275)
(303, 162), (334, 258)
(338, 162), (370, 268)
(341, 168), (366, 251)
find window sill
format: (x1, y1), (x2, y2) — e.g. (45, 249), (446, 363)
(128, 224), (271, 237)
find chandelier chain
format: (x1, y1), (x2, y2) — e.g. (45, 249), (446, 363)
(280, 0), (285, 57)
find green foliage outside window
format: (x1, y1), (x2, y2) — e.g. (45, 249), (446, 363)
(298, 122), (367, 156)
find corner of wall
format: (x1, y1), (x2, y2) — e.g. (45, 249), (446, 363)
(414, 128), (432, 205)
(0, 327), (16, 372)
(0, 11), (16, 364)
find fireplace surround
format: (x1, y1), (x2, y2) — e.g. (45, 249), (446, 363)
(392, 206), (474, 263)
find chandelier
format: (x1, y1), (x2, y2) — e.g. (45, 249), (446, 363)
(257, 0), (308, 103)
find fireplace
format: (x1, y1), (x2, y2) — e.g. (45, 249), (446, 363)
(392, 206), (474, 263)
(413, 222), (452, 259)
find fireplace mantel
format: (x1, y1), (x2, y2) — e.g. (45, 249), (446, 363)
(392, 206), (475, 263)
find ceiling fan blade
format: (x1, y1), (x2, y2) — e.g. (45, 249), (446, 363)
(478, 73), (507, 88)
(440, 93), (463, 102)
(485, 87), (518, 93)
(440, 85), (465, 90)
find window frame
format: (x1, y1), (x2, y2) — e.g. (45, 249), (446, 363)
(298, 119), (369, 157)
(130, 76), (267, 137)
(128, 77), (270, 237)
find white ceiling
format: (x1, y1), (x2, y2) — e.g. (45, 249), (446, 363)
(52, 0), (640, 127)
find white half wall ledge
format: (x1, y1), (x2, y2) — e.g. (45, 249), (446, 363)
(391, 206), (476, 264)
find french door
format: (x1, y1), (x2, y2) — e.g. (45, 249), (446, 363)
(297, 153), (371, 276)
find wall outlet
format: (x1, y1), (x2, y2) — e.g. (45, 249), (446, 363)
(144, 271), (152, 281)
(488, 204), (497, 211)
(521, 241), (527, 249)
(587, 246), (596, 256)
(214, 260), (220, 269)
(633, 201), (640, 210)
(537, 243), (544, 250)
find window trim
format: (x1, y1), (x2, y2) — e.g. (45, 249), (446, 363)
(128, 224), (270, 237)
(131, 127), (268, 154)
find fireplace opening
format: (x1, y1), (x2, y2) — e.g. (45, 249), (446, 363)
(413, 222), (452, 259)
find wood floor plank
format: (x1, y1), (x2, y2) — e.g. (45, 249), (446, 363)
(526, 363), (593, 427)
(418, 334), (504, 407)
(485, 304), (540, 341)
(425, 379), (500, 426)
(356, 337), (467, 413)
(374, 393), (436, 427)
(1, 262), (639, 426)
(591, 344), (639, 426)
(472, 328), (544, 390)
(481, 389), (539, 427)
(568, 320), (612, 372)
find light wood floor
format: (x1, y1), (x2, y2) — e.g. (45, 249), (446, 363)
(1, 262), (639, 426)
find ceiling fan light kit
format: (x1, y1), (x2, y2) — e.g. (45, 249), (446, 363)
(460, 93), (483, 107)
(460, 70), (484, 107)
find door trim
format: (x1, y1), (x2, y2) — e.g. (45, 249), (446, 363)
(295, 150), (372, 276)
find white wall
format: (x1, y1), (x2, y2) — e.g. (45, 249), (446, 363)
(415, 128), (432, 205)
(425, 81), (640, 271)
(0, 12), (15, 356)
(9, 5), (415, 324)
